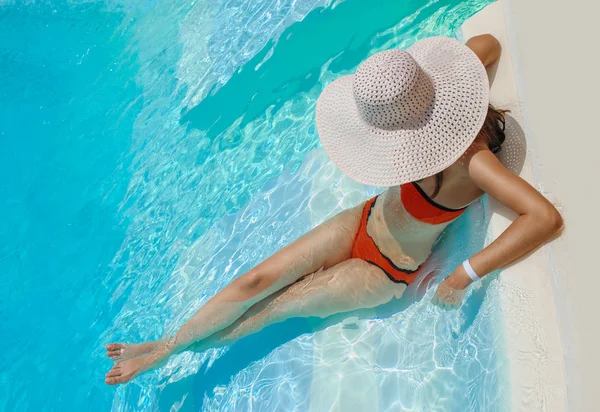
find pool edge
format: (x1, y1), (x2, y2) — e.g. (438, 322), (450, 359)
(462, 2), (567, 411)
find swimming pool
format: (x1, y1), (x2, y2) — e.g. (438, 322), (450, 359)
(0, 0), (507, 410)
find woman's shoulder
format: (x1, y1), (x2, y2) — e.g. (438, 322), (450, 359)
(453, 138), (496, 175)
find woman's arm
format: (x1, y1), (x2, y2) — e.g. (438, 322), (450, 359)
(434, 148), (563, 305)
(467, 150), (563, 273)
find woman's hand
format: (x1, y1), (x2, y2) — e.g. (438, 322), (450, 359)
(431, 265), (473, 309)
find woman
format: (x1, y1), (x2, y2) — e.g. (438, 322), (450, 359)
(105, 34), (562, 385)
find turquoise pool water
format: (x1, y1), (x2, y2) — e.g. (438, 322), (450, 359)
(1, 0), (508, 410)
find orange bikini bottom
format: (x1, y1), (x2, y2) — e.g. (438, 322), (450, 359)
(351, 196), (421, 285)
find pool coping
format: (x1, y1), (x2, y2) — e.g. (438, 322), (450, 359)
(461, 2), (567, 411)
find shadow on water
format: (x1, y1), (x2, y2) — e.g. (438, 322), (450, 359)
(158, 257), (486, 409)
(180, 0), (458, 156)
(157, 271), (492, 410)
(157, 297), (419, 410)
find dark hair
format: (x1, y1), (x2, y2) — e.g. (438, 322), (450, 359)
(479, 104), (509, 155)
(426, 104), (509, 198)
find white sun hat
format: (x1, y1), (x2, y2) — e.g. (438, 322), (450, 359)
(316, 36), (489, 187)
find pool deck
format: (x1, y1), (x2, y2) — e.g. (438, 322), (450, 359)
(467, 0), (600, 410)
(462, 3), (568, 410)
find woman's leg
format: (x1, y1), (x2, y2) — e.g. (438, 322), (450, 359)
(105, 205), (364, 384)
(105, 259), (402, 384)
(194, 259), (404, 354)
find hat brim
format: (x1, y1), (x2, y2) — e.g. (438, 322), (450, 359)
(316, 36), (489, 187)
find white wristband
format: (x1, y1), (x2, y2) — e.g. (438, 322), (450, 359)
(462, 259), (481, 282)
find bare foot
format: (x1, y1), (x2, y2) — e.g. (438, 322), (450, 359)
(105, 342), (158, 361)
(105, 355), (151, 385)
(105, 343), (174, 385)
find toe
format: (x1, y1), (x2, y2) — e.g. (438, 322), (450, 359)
(105, 371), (130, 385)
(105, 377), (119, 385)
(107, 350), (121, 359)
(106, 367), (121, 378)
(106, 343), (124, 351)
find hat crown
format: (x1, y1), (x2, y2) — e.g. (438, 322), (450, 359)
(353, 49), (434, 129)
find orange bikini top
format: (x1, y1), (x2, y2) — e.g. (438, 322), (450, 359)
(400, 182), (466, 225)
